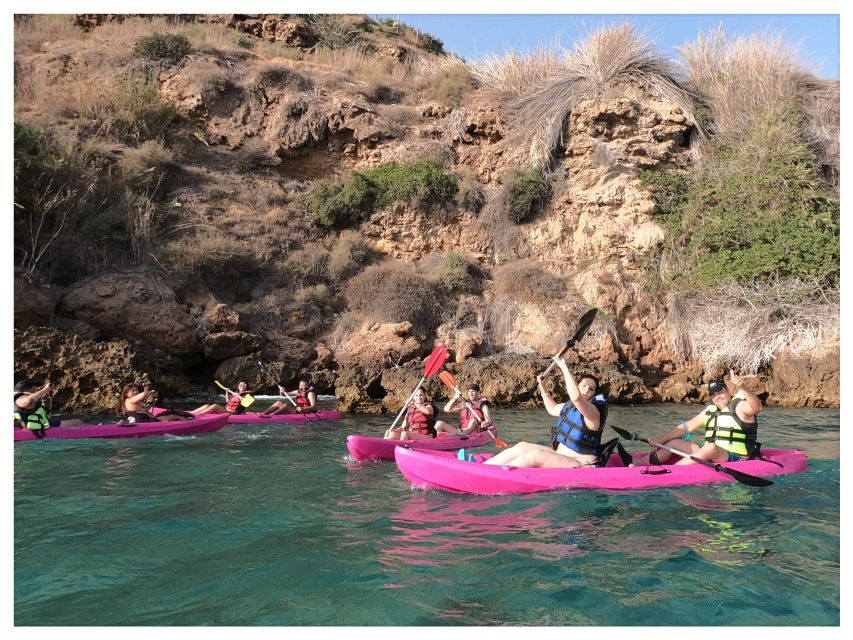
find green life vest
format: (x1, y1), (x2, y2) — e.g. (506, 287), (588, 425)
(703, 391), (758, 457)
(13, 392), (51, 431)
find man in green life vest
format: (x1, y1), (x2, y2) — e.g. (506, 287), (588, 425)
(649, 369), (764, 464)
(14, 380), (60, 439)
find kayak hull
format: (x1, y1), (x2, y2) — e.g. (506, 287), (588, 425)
(394, 447), (808, 494)
(227, 410), (342, 424)
(13, 414), (229, 442)
(346, 427), (498, 462)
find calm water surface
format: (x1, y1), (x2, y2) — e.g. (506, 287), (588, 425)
(14, 402), (839, 626)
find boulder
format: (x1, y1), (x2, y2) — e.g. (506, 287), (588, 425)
(202, 330), (266, 359)
(61, 271), (199, 354)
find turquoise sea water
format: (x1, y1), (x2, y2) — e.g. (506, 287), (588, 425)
(14, 402), (839, 626)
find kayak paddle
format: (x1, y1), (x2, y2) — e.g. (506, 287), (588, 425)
(515, 308), (598, 402)
(437, 370), (508, 447)
(214, 380), (255, 407)
(388, 344), (448, 433)
(609, 425), (773, 487)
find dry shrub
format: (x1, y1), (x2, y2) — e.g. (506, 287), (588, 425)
(492, 260), (568, 303)
(420, 251), (485, 293)
(237, 137), (280, 170)
(254, 40), (303, 61)
(255, 63), (314, 91)
(667, 277), (839, 373)
(361, 77), (404, 104)
(158, 229), (260, 284)
(294, 283), (339, 336)
(281, 245), (331, 289)
(492, 23), (696, 168)
(421, 63), (474, 107)
(344, 262), (446, 334)
(328, 230), (373, 281)
(481, 295), (520, 351)
(467, 41), (561, 95)
(14, 15), (81, 50)
(118, 140), (176, 189)
(313, 45), (415, 82)
(306, 14), (360, 50)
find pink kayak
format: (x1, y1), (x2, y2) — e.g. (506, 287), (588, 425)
(227, 410), (342, 424)
(13, 413), (229, 442)
(394, 447), (808, 494)
(346, 427), (499, 462)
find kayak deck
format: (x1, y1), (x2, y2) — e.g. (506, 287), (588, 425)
(13, 414), (229, 442)
(346, 427), (499, 462)
(394, 447), (808, 494)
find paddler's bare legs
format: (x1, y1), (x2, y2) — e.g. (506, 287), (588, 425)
(483, 441), (587, 468)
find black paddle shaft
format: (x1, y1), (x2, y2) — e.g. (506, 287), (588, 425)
(609, 425), (772, 487)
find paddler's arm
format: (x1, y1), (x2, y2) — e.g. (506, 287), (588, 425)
(16, 382), (52, 409)
(556, 358), (600, 429)
(650, 411), (705, 446)
(443, 390), (463, 413)
(730, 369), (763, 418)
(537, 375), (565, 417)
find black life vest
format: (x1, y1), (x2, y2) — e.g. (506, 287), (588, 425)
(551, 395), (608, 455)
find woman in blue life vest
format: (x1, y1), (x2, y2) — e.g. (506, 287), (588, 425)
(648, 369), (763, 464)
(483, 357), (605, 468)
(384, 388), (438, 441)
(436, 383), (493, 436)
(191, 381), (252, 415)
(260, 378), (318, 416)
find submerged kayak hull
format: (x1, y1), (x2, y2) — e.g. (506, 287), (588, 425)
(13, 414), (229, 442)
(346, 427), (498, 462)
(227, 410), (342, 424)
(394, 447), (808, 494)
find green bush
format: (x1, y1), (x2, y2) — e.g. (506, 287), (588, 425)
(310, 159), (458, 228)
(502, 167), (552, 224)
(344, 263), (446, 333)
(132, 33), (192, 63)
(642, 121), (839, 288)
(104, 76), (180, 144)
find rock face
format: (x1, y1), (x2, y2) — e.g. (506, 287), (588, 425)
(14, 272), (59, 329)
(14, 326), (149, 413)
(61, 271), (199, 355)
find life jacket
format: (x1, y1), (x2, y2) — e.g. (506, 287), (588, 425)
(225, 394), (244, 414)
(703, 391), (758, 457)
(13, 391), (50, 431)
(551, 394), (608, 455)
(295, 387), (316, 409)
(406, 402), (437, 437)
(459, 397), (489, 429)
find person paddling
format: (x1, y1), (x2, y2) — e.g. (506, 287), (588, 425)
(117, 383), (191, 424)
(478, 358), (607, 468)
(14, 380), (61, 438)
(261, 378), (318, 416)
(647, 370), (764, 464)
(384, 388), (438, 441)
(191, 381), (252, 415)
(436, 383), (493, 436)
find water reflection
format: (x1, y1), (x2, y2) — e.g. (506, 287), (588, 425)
(379, 494), (588, 571)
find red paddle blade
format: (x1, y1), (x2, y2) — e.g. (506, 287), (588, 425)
(494, 436), (509, 448)
(423, 344), (448, 377)
(438, 370), (457, 389)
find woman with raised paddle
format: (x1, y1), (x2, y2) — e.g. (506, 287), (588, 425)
(478, 359), (606, 469)
(437, 382), (493, 436)
(190, 380), (253, 415)
(384, 387), (439, 441)
(647, 370), (764, 465)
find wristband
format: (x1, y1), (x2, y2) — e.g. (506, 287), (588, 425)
(679, 420), (692, 441)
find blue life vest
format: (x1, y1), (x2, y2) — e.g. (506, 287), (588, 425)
(551, 394), (608, 455)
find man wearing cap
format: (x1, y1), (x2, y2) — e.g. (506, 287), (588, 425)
(437, 383), (493, 436)
(649, 369), (764, 464)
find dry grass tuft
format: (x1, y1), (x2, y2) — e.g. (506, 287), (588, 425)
(468, 41), (561, 95)
(668, 277), (839, 372)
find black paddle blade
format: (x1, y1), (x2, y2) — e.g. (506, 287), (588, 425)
(567, 308), (598, 348)
(717, 465), (774, 487)
(610, 425), (639, 442)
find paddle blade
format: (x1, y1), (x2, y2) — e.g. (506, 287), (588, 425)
(214, 380), (229, 392)
(493, 436), (509, 448)
(240, 395), (255, 408)
(566, 307), (598, 349)
(423, 344), (448, 377)
(721, 466), (774, 487)
(438, 370), (457, 389)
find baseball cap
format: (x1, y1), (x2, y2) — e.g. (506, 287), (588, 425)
(708, 380), (727, 395)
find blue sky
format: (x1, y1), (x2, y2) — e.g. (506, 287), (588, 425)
(375, 14), (840, 79)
